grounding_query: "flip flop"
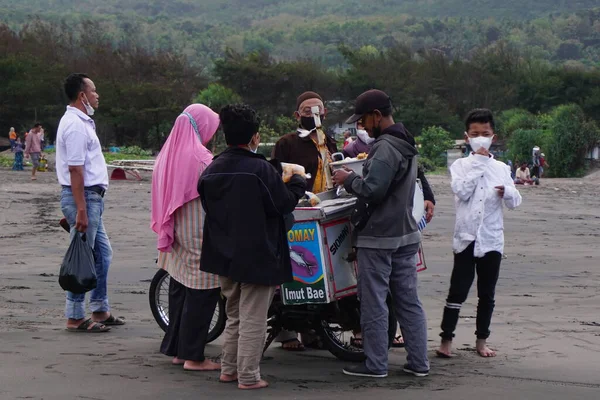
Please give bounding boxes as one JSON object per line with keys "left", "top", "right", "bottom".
{"left": 280, "top": 338, "right": 305, "bottom": 352}
{"left": 67, "top": 318, "right": 110, "bottom": 333}
{"left": 98, "top": 315, "right": 125, "bottom": 326}
{"left": 392, "top": 335, "right": 405, "bottom": 348}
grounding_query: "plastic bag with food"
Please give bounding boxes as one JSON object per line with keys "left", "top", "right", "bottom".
{"left": 281, "top": 162, "right": 311, "bottom": 183}
{"left": 297, "top": 191, "right": 321, "bottom": 207}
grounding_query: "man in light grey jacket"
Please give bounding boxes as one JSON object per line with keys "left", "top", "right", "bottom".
{"left": 333, "top": 89, "right": 429, "bottom": 378}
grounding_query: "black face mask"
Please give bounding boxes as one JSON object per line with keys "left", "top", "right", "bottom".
{"left": 300, "top": 116, "right": 317, "bottom": 131}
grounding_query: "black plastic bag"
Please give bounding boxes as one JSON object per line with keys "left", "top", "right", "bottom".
{"left": 59, "top": 233, "right": 97, "bottom": 294}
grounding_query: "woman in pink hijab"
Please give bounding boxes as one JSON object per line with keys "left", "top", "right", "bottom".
{"left": 151, "top": 104, "right": 221, "bottom": 371}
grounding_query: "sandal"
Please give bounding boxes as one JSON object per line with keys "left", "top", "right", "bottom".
{"left": 97, "top": 315, "right": 125, "bottom": 326}
{"left": 67, "top": 318, "right": 110, "bottom": 333}
{"left": 392, "top": 335, "right": 405, "bottom": 348}
{"left": 280, "top": 338, "right": 305, "bottom": 352}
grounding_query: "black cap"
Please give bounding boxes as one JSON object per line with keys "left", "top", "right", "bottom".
{"left": 345, "top": 89, "right": 392, "bottom": 124}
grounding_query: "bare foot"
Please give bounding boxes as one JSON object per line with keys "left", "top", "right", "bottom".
{"left": 476, "top": 339, "right": 496, "bottom": 357}
{"left": 219, "top": 373, "right": 238, "bottom": 383}
{"left": 238, "top": 379, "right": 269, "bottom": 390}
{"left": 436, "top": 339, "right": 453, "bottom": 358}
{"left": 172, "top": 357, "right": 185, "bottom": 365}
{"left": 183, "top": 359, "right": 221, "bottom": 371}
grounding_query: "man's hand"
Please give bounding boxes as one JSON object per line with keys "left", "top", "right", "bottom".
{"left": 495, "top": 186, "right": 505, "bottom": 198}
{"left": 332, "top": 167, "right": 353, "bottom": 186}
{"left": 75, "top": 209, "right": 88, "bottom": 232}
{"left": 424, "top": 200, "right": 435, "bottom": 223}
{"left": 475, "top": 147, "right": 490, "bottom": 157}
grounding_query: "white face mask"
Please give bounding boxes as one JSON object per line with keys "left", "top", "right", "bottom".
{"left": 249, "top": 134, "right": 259, "bottom": 153}
{"left": 469, "top": 135, "right": 493, "bottom": 153}
{"left": 357, "top": 129, "right": 374, "bottom": 145}
{"left": 83, "top": 94, "right": 95, "bottom": 116}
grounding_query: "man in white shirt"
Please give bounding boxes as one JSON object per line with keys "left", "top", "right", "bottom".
{"left": 56, "top": 73, "right": 124, "bottom": 333}
{"left": 437, "top": 109, "right": 522, "bottom": 359}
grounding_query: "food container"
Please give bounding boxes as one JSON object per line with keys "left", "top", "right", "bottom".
{"left": 329, "top": 158, "right": 365, "bottom": 177}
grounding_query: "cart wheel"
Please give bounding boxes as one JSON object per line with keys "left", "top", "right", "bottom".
{"left": 149, "top": 269, "right": 227, "bottom": 343}
{"left": 318, "top": 295, "right": 396, "bottom": 362}
{"left": 207, "top": 295, "right": 227, "bottom": 344}
{"left": 149, "top": 269, "right": 170, "bottom": 332}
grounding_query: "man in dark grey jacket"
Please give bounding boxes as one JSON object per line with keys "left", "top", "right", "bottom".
{"left": 333, "top": 89, "right": 429, "bottom": 378}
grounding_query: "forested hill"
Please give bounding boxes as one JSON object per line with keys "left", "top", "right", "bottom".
{"left": 2, "top": 0, "right": 599, "bottom": 21}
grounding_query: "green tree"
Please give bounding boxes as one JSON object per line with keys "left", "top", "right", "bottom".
{"left": 507, "top": 128, "right": 549, "bottom": 167}
{"left": 194, "top": 83, "right": 243, "bottom": 152}
{"left": 496, "top": 108, "right": 538, "bottom": 139}
{"left": 194, "top": 83, "right": 242, "bottom": 113}
{"left": 544, "top": 104, "right": 600, "bottom": 177}
{"left": 417, "top": 126, "right": 455, "bottom": 167}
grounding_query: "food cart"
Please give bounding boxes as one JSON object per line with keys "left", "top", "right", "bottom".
{"left": 282, "top": 194, "right": 358, "bottom": 305}
{"left": 281, "top": 183, "right": 427, "bottom": 306}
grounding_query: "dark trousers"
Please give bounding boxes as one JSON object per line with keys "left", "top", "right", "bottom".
{"left": 440, "top": 242, "right": 501, "bottom": 341}
{"left": 160, "top": 278, "right": 220, "bottom": 361}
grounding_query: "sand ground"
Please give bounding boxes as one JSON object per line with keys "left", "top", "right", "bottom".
{"left": 0, "top": 167, "right": 599, "bottom": 400}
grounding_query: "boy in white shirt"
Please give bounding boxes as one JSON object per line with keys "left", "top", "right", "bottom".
{"left": 437, "top": 109, "right": 522, "bottom": 358}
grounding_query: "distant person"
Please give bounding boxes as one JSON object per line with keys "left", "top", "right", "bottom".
{"left": 515, "top": 162, "right": 537, "bottom": 185}
{"left": 151, "top": 104, "right": 222, "bottom": 371}
{"left": 9, "top": 127, "right": 17, "bottom": 151}
{"left": 437, "top": 109, "right": 522, "bottom": 359}
{"left": 531, "top": 147, "right": 541, "bottom": 178}
{"left": 38, "top": 127, "right": 46, "bottom": 150}
{"left": 343, "top": 122, "right": 372, "bottom": 158}
{"left": 199, "top": 104, "right": 306, "bottom": 390}
{"left": 12, "top": 138, "right": 24, "bottom": 171}
{"left": 56, "top": 73, "right": 123, "bottom": 332}
{"left": 539, "top": 153, "right": 549, "bottom": 178}
{"left": 25, "top": 123, "right": 43, "bottom": 181}
{"left": 343, "top": 130, "right": 354, "bottom": 148}
{"left": 507, "top": 159, "right": 515, "bottom": 180}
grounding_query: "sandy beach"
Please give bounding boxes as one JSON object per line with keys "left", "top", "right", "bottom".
{"left": 0, "top": 165, "right": 599, "bottom": 400}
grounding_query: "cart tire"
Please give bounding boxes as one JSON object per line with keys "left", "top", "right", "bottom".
{"left": 149, "top": 269, "right": 227, "bottom": 343}
{"left": 149, "top": 269, "right": 170, "bottom": 332}
{"left": 318, "top": 296, "right": 397, "bottom": 362}
{"left": 207, "top": 295, "right": 227, "bottom": 344}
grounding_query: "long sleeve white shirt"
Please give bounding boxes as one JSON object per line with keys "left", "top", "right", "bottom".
{"left": 450, "top": 153, "right": 522, "bottom": 257}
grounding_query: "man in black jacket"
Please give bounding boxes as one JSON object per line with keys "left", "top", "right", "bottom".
{"left": 199, "top": 104, "right": 305, "bottom": 390}
{"left": 333, "top": 90, "right": 430, "bottom": 378}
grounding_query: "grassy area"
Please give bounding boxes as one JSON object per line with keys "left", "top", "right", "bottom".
{"left": 104, "top": 152, "right": 154, "bottom": 163}
{"left": 0, "top": 152, "right": 154, "bottom": 168}
{"left": 425, "top": 166, "right": 448, "bottom": 176}
{"left": 0, "top": 154, "right": 13, "bottom": 167}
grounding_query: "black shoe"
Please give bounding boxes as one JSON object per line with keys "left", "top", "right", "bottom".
{"left": 403, "top": 363, "right": 429, "bottom": 377}
{"left": 343, "top": 364, "right": 387, "bottom": 378}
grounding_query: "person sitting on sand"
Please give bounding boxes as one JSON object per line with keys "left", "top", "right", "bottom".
{"left": 437, "top": 109, "right": 522, "bottom": 359}
{"left": 151, "top": 104, "right": 222, "bottom": 372}
{"left": 515, "top": 162, "right": 538, "bottom": 185}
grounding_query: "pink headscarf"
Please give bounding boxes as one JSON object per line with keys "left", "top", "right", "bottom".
{"left": 151, "top": 104, "right": 220, "bottom": 252}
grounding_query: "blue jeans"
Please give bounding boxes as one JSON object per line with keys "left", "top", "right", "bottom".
{"left": 60, "top": 187, "right": 113, "bottom": 319}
